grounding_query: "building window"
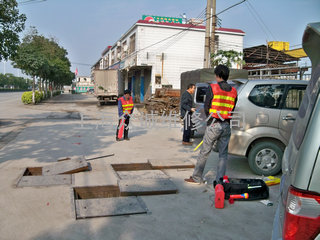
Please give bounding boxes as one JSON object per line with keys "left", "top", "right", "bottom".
{"left": 129, "top": 33, "right": 136, "bottom": 54}
{"left": 214, "top": 35, "right": 219, "bottom": 51}
{"left": 117, "top": 46, "right": 121, "bottom": 60}
{"left": 155, "top": 74, "right": 161, "bottom": 84}
{"left": 122, "top": 41, "right": 127, "bottom": 57}
{"left": 111, "top": 51, "right": 115, "bottom": 65}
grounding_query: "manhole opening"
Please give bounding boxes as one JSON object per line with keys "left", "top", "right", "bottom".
{"left": 23, "top": 167, "right": 43, "bottom": 176}
{"left": 74, "top": 186, "right": 121, "bottom": 200}
{"left": 111, "top": 163, "right": 153, "bottom": 171}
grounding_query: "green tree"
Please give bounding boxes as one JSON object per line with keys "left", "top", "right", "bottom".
{"left": 0, "top": 73, "right": 31, "bottom": 89}
{"left": 211, "top": 50, "right": 245, "bottom": 68}
{"left": 0, "top": 0, "right": 26, "bottom": 61}
{"left": 12, "top": 27, "right": 74, "bottom": 103}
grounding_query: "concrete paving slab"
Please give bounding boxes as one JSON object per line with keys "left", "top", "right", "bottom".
{"left": 17, "top": 175, "right": 72, "bottom": 187}
{"left": 73, "top": 169, "right": 118, "bottom": 187}
{"left": 75, "top": 196, "right": 147, "bottom": 219}
{"left": 148, "top": 158, "right": 194, "bottom": 169}
{"left": 117, "top": 170, "right": 169, "bottom": 180}
{"left": 42, "top": 157, "right": 89, "bottom": 175}
{"left": 89, "top": 159, "right": 117, "bottom": 172}
{"left": 119, "top": 178, "right": 178, "bottom": 196}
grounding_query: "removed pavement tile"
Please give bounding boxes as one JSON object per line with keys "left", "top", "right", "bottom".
{"left": 17, "top": 175, "right": 72, "bottom": 187}
{"left": 75, "top": 196, "right": 147, "bottom": 219}
{"left": 148, "top": 158, "right": 194, "bottom": 169}
{"left": 42, "top": 156, "right": 89, "bottom": 175}
{"left": 119, "top": 178, "right": 178, "bottom": 196}
{"left": 117, "top": 170, "right": 169, "bottom": 180}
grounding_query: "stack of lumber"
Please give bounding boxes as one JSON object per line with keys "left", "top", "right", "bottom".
{"left": 143, "top": 88, "right": 180, "bottom": 115}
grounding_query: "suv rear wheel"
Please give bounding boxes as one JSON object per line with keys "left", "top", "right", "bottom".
{"left": 248, "top": 141, "right": 283, "bottom": 175}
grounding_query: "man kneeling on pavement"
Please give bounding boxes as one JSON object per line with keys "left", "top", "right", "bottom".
{"left": 185, "top": 65, "right": 238, "bottom": 185}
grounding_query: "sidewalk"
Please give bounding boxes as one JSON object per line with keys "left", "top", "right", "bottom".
{"left": 0, "top": 94, "right": 279, "bottom": 240}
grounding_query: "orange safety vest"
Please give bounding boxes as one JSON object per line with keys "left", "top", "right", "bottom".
{"left": 119, "top": 96, "right": 134, "bottom": 115}
{"left": 209, "top": 83, "right": 237, "bottom": 120}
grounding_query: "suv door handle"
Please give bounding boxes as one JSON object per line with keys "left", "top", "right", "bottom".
{"left": 282, "top": 116, "right": 296, "bottom": 121}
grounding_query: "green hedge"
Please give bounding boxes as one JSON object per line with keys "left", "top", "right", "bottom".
{"left": 53, "top": 90, "right": 61, "bottom": 96}
{"left": 21, "top": 90, "right": 62, "bottom": 104}
{"left": 21, "top": 91, "right": 42, "bottom": 104}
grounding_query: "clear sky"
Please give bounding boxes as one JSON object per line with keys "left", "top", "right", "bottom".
{"left": 3, "top": 0, "right": 320, "bottom": 77}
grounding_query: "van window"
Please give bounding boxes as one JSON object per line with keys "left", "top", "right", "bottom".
{"left": 292, "top": 68, "right": 320, "bottom": 150}
{"left": 248, "top": 84, "right": 285, "bottom": 108}
{"left": 284, "top": 85, "right": 306, "bottom": 110}
{"left": 196, "top": 86, "right": 208, "bottom": 103}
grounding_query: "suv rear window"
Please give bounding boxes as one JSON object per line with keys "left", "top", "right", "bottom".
{"left": 248, "top": 84, "right": 285, "bottom": 108}
{"left": 196, "top": 86, "right": 207, "bottom": 103}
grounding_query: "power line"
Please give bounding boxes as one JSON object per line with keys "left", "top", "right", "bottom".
{"left": 195, "top": 8, "right": 207, "bottom": 20}
{"left": 71, "top": 62, "right": 92, "bottom": 66}
{"left": 18, "top": 0, "right": 47, "bottom": 5}
{"left": 216, "top": 0, "right": 246, "bottom": 16}
{"left": 245, "top": 0, "right": 277, "bottom": 40}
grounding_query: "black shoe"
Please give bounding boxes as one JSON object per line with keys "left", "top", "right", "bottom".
{"left": 124, "top": 138, "right": 130, "bottom": 141}
{"left": 116, "top": 138, "right": 123, "bottom": 141}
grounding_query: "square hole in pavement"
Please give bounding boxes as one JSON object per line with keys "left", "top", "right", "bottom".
{"left": 111, "top": 163, "right": 153, "bottom": 171}
{"left": 73, "top": 186, "right": 148, "bottom": 219}
{"left": 73, "top": 186, "right": 121, "bottom": 200}
{"left": 22, "top": 167, "right": 43, "bottom": 176}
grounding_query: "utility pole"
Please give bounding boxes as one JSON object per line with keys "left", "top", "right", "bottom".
{"left": 203, "top": 0, "right": 216, "bottom": 68}
{"left": 210, "top": 0, "right": 216, "bottom": 65}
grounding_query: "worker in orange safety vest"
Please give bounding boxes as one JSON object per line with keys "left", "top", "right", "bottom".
{"left": 116, "top": 89, "right": 134, "bottom": 141}
{"left": 185, "top": 65, "right": 238, "bottom": 185}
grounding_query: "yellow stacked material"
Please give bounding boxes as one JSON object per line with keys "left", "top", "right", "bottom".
{"left": 268, "top": 41, "right": 289, "bottom": 51}
{"left": 263, "top": 176, "right": 281, "bottom": 186}
{"left": 285, "top": 48, "right": 307, "bottom": 58}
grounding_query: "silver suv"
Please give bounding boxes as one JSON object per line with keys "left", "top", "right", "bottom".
{"left": 194, "top": 79, "right": 308, "bottom": 176}
{"left": 272, "top": 22, "right": 320, "bottom": 240}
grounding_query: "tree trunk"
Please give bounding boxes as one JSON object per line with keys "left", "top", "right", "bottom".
{"left": 45, "top": 79, "right": 48, "bottom": 97}
{"left": 32, "top": 76, "right": 35, "bottom": 104}
{"left": 39, "top": 78, "right": 42, "bottom": 92}
{"left": 50, "top": 82, "right": 53, "bottom": 98}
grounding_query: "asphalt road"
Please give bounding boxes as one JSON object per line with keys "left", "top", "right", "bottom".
{"left": 0, "top": 92, "right": 280, "bottom": 240}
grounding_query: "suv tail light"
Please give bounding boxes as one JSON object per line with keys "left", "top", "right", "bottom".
{"left": 283, "top": 186, "right": 320, "bottom": 240}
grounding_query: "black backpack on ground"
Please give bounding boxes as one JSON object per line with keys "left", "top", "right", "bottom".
{"left": 214, "top": 178, "right": 269, "bottom": 201}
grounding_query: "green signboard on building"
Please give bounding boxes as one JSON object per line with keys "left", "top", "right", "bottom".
{"left": 142, "top": 15, "right": 182, "bottom": 24}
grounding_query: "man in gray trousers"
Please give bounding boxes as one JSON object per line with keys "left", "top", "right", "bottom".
{"left": 185, "top": 65, "right": 237, "bottom": 185}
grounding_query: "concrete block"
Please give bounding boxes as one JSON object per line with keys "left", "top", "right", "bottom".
{"left": 73, "top": 169, "right": 119, "bottom": 187}
{"left": 17, "top": 175, "right": 72, "bottom": 187}
{"left": 42, "top": 157, "right": 88, "bottom": 175}
{"left": 148, "top": 158, "right": 194, "bottom": 169}
{"left": 75, "top": 196, "right": 147, "bottom": 219}
{"left": 119, "top": 178, "right": 178, "bottom": 196}
{"left": 117, "top": 170, "right": 169, "bottom": 180}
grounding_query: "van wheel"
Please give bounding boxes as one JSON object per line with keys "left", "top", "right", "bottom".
{"left": 248, "top": 142, "right": 283, "bottom": 175}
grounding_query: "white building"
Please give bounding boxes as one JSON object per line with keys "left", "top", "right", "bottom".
{"left": 75, "top": 76, "right": 93, "bottom": 93}
{"left": 93, "top": 18, "right": 245, "bottom": 102}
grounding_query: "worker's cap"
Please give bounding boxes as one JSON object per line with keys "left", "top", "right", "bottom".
{"left": 124, "top": 89, "right": 131, "bottom": 95}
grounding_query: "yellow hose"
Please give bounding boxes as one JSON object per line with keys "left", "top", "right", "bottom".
{"left": 193, "top": 140, "right": 203, "bottom": 151}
